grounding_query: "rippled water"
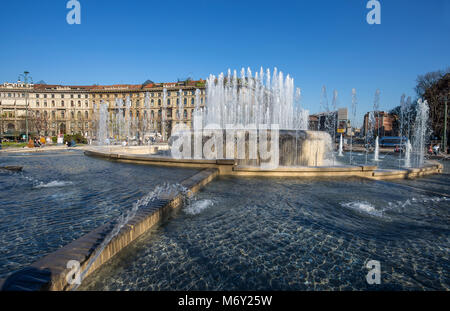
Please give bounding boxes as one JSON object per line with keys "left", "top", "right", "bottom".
{"left": 0, "top": 150, "right": 199, "bottom": 278}
{"left": 80, "top": 164, "right": 450, "bottom": 291}
{"left": 334, "top": 151, "right": 435, "bottom": 170}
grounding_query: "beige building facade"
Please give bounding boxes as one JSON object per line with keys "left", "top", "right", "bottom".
{"left": 0, "top": 80, "right": 206, "bottom": 140}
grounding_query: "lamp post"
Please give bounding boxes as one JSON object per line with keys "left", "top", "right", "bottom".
{"left": 18, "top": 71, "right": 33, "bottom": 142}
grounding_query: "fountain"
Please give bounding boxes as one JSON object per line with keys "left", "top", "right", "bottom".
{"left": 173, "top": 67, "right": 332, "bottom": 167}
{"left": 97, "top": 102, "right": 108, "bottom": 145}
{"left": 374, "top": 136, "right": 380, "bottom": 162}
{"left": 404, "top": 141, "right": 412, "bottom": 168}
{"left": 349, "top": 88, "right": 357, "bottom": 165}
{"left": 338, "top": 134, "right": 344, "bottom": 156}
{"left": 412, "top": 99, "right": 430, "bottom": 168}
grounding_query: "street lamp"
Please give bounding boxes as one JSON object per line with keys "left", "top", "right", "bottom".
{"left": 18, "top": 71, "right": 33, "bottom": 142}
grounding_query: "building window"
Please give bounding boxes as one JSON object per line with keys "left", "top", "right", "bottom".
{"left": 52, "top": 100, "right": 55, "bottom": 107}
{"left": 85, "top": 101, "right": 88, "bottom": 107}
{"left": 158, "top": 99, "right": 161, "bottom": 106}
{"left": 44, "top": 101, "right": 47, "bottom": 107}
{"left": 85, "top": 111, "right": 89, "bottom": 119}
{"left": 52, "top": 94, "right": 55, "bottom": 98}
{"left": 61, "top": 94, "right": 65, "bottom": 98}
{"left": 36, "top": 101, "right": 40, "bottom": 107}
{"left": 71, "top": 101, "right": 74, "bottom": 107}
{"left": 191, "top": 98, "right": 194, "bottom": 106}
{"left": 36, "top": 94, "right": 39, "bottom": 98}
{"left": 61, "top": 111, "right": 65, "bottom": 118}
{"left": 78, "top": 101, "right": 81, "bottom": 107}
{"left": 61, "top": 100, "right": 65, "bottom": 107}
{"left": 71, "top": 94, "right": 74, "bottom": 98}
{"left": 71, "top": 111, "right": 74, "bottom": 119}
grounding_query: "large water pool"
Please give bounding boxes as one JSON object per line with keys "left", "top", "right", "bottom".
{"left": 0, "top": 150, "right": 200, "bottom": 278}
{"left": 79, "top": 162, "right": 450, "bottom": 290}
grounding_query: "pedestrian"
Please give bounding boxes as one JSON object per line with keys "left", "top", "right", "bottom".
{"left": 432, "top": 144, "right": 439, "bottom": 155}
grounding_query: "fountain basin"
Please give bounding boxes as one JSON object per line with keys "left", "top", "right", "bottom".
{"left": 169, "top": 129, "right": 332, "bottom": 167}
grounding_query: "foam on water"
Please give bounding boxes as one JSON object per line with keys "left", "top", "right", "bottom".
{"left": 340, "top": 201, "right": 383, "bottom": 217}
{"left": 184, "top": 199, "right": 214, "bottom": 215}
{"left": 33, "top": 180, "right": 74, "bottom": 189}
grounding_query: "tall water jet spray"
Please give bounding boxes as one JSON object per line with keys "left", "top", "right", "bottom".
{"left": 372, "top": 89, "right": 381, "bottom": 163}
{"left": 125, "top": 96, "right": 131, "bottom": 144}
{"left": 404, "top": 141, "right": 412, "bottom": 168}
{"left": 350, "top": 88, "right": 357, "bottom": 165}
{"left": 373, "top": 89, "right": 381, "bottom": 137}
{"left": 200, "top": 67, "right": 307, "bottom": 129}
{"left": 97, "top": 102, "right": 108, "bottom": 145}
{"left": 331, "top": 90, "right": 339, "bottom": 164}
{"left": 178, "top": 89, "right": 184, "bottom": 123}
{"left": 338, "top": 134, "right": 344, "bottom": 156}
{"left": 412, "top": 99, "right": 430, "bottom": 168}
{"left": 374, "top": 136, "right": 380, "bottom": 161}
{"left": 162, "top": 88, "right": 168, "bottom": 141}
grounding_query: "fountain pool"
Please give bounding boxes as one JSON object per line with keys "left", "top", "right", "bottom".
{"left": 79, "top": 164, "right": 450, "bottom": 290}
{"left": 0, "top": 150, "right": 200, "bottom": 278}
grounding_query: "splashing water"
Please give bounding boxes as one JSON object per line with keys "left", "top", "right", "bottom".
{"left": 72, "top": 183, "right": 190, "bottom": 290}
{"left": 33, "top": 180, "right": 74, "bottom": 189}
{"left": 373, "top": 136, "right": 380, "bottom": 162}
{"left": 184, "top": 199, "right": 215, "bottom": 215}
{"left": 341, "top": 201, "right": 383, "bottom": 218}
{"left": 404, "top": 141, "right": 412, "bottom": 168}
{"left": 412, "top": 99, "right": 430, "bottom": 168}
{"left": 338, "top": 134, "right": 344, "bottom": 157}
{"left": 198, "top": 67, "right": 309, "bottom": 129}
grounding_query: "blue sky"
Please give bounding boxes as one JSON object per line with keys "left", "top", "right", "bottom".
{"left": 0, "top": 0, "right": 448, "bottom": 126}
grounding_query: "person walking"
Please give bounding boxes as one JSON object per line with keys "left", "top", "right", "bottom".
{"left": 432, "top": 144, "right": 439, "bottom": 155}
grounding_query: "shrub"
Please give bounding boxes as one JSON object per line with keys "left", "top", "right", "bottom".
{"left": 63, "top": 133, "right": 87, "bottom": 144}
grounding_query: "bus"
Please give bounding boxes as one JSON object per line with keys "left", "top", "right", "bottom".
{"left": 379, "top": 136, "right": 408, "bottom": 148}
